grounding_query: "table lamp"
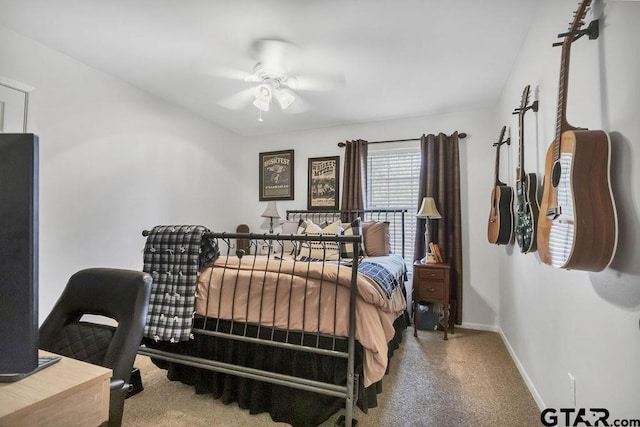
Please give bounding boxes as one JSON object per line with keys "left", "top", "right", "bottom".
{"left": 261, "top": 201, "right": 281, "bottom": 234}
{"left": 416, "top": 197, "right": 442, "bottom": 263}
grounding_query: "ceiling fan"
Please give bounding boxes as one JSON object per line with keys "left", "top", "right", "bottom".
{"left": 208, "top": 38, "right": 345, "bottom": 118}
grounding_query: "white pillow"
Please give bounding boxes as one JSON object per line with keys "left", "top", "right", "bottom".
{"left": 296, "top": 219, "right": 343, "bottom": 261}
{"left": 279, "top": 219, "right": 301, "bottom": 255}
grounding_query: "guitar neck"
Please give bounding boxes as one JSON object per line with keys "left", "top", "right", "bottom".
{"left": 553, "top": 41, "right": 573, "bottom": 162}
{"left": 518, "top": 105, "right": 526, "bottom": 179}
{"left": 493, "top": 126, "right": 507, "bottom": 185}
{"left": 517, "top": 85, "right": 533, "bottom": 180}
{"left": 553, "top": 0, "right": 592, "bottom": 162}
{"left": 494, "top": 141, "right": 501, "bottom": 185}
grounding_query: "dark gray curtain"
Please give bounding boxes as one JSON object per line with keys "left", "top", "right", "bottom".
{"left": 413, "top": 132, "right": 463, "bottom": 324}
{"left": 340, "top": 139, "right": 368, "bottom": 219}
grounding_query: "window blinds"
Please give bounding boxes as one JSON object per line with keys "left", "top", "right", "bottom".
{"left": 367, "top": 148, "right": 421, "bottom": 261}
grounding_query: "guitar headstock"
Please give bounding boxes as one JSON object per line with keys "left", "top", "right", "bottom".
{"left": 553, "top": 0, "right": 597, "bottom": 47}
{"left": 493, "top": 125, "right": 508, "bottom": 147}
{"left": 519, "top": 85, "right": 530, "bottom": 114}
{"left": 568, "top": 0, "right": 591, "bottom": 35}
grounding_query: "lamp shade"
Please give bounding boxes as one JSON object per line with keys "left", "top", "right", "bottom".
{"left": 253, "top": 84, "right": 273, "bottom": 111}
{"left": 254, "top": 83, "right": 273, "bottom": 102}
{"left": 253, "top": 97, "right": 270, "bottom": 112}
{"left": 274, "top": 88, "right": 295, "bottom": 110}
{"left": 416, "top": 197, "right": 442, "bottom": 219}
{"left": 261, "top": 201, "right": 281, "bottom": 219}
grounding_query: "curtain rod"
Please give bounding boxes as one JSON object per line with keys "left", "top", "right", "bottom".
{"left": 336, "top": 132, "right": 467, "bottom": 147}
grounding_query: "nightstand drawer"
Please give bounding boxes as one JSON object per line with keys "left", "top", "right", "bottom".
{"left": 417, "top": 268, "right": 445, "bottom": 280}
{"left": 414, "top": 280, "right": 446, "bottom": 301}
{"left": 412, "top": 261, "right": 452, "bottom": 340}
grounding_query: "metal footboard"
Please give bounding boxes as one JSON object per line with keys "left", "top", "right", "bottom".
{"left": 138, "top": 231, "right": 362, "bottom": 427}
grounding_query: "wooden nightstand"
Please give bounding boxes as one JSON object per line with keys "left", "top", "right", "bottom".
{"left": 412, "top": 261, "right": 453, "bottom": 340}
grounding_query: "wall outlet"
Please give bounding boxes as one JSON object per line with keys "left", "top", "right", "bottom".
{"left": 568, "top": 372, "right": 576, "bottom": 406}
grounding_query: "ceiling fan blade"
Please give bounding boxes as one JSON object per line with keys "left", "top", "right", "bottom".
{"left": 286, "top": 74, "right": 346, "bottom": 92}
{"left": 195, "top": 63, "right": 261, "bottom": 83}
{"left": 217, "top": 87, "right": 255, "bottom": 110}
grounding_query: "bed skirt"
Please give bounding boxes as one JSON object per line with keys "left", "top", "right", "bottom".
{"left": 142, "top": 313, "right": 408, "bottom": 427}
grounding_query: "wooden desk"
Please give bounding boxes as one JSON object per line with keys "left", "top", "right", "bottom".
{"left": 0, "top": 351, "right": 111, "bottom": 427}
{"left": 412, "top": 261, "right": 453, "bottom": 340}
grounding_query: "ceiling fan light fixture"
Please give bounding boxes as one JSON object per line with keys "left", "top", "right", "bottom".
{"left": 253, "top": 97, "right": 270, "bottom": 112}
{"left": 215, "top": 38, "right": 344, "bottom": 117}
{"left": 254, "top": 83, "right": 273, "bottom": 101}
{"left": 253, "top": 83, "right": 273, "bottom": 111}
{"left": 274, "top": 88, "right": 295, "bottom": 110}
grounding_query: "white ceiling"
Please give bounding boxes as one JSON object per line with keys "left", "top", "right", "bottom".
{"left": 0, "top": 0, "right": 538, "bottom": 136}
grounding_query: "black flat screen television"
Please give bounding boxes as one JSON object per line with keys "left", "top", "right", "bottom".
{"left": 0, "top": 133, "right": 39, "bottom": 379}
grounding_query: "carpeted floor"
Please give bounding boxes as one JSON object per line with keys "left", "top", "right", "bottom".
{"left": 122, "top": 328, "right": 541, "bottom": 427}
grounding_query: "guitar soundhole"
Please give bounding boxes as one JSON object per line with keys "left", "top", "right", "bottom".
{"left": 551, "top": 161, "right": 562, "bottom": 188}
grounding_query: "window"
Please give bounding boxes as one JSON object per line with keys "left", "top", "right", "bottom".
{"left": 366, "top": 142, "right": 421, "bottom": 261}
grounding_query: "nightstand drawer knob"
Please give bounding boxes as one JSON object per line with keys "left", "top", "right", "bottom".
{"left": 428, "top": 288, "right": 436, "bottom": 292}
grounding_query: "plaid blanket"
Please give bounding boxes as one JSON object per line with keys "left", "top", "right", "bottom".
{"left": 358, "top": 255, "right": 407, "bottom": 298}
{"left": 142, "top": 225, "right": 218, "bottom": 342}
{"left": 298, "top": 254, "right": 406, "bottom": 298}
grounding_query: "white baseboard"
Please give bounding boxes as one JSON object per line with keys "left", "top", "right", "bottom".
{"left": 497, "top": 327, "right": 545, "bottom": 411}
{"left": 459, "top": 322, "right": 500, "bottom": 333}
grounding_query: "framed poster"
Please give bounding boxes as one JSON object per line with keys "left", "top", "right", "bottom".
{"left": 307, "top": 156, "right": 340, "bottom": 210}
{"left": 259, "top": 150, "right": 294, "bottom": 201}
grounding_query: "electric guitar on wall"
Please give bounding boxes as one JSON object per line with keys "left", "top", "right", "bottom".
{"left": 537, "top": 0, "right": 617, "bottom": 271}
{"left": 514, "top": 85, "right": 540, "bottom": 253}
{"left": 487, "top": 125, "right": 514, "bottom": 245}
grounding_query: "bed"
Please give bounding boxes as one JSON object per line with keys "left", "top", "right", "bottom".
{"left": 138, "top": 209, "right": 409, "bottom": 427}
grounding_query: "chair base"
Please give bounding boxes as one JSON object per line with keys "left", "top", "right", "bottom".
{"left": 126, "top": 367, "right": 144, "bottom": 398}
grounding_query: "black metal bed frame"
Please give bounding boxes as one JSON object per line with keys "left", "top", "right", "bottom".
{"left": 137, "top": 209, "right": 407, "bottom": 427}
{"left": 286, "top": 208, "right": 407, "bottom": 259}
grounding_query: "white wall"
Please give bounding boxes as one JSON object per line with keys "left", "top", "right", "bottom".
{"left": 0, "top": 25, "right": 243, "bottom": 316}
{"left": 237, "top": 109, "right": 501, "bottom": 328}
{"left": 8, "top": 1, "right": 637, "bottom": 416}
{"left": 497, "top": 0, "right": 640, "bottom": 418}
{"left": 1, "top": 21, "right": 503, "bottom": 330}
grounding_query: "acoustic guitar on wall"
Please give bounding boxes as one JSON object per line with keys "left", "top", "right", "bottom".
{"left": 513, "top": 85, "right": 540, "bottom": 254}
{"left": 537, "top": 0, "right": 617, "bottom": 271}
{"left": 487, "top": 125, "right": 514, "bottom": 245}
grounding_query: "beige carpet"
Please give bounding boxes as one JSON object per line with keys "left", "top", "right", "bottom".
{"left": 122, "top": 328, "right": 541, "bottom": 427}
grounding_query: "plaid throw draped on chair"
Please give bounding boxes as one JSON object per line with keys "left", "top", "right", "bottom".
{"left": 142, "top": 225, "right": 218, "bottom": 342}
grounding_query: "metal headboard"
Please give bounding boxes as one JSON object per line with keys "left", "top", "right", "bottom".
{"left": 286, "top": 209, "right": 407, "bottom": 259}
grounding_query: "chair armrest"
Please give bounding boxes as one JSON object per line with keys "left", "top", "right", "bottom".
{"left": 110, "top": 378, "right": 126, "bottom": 392}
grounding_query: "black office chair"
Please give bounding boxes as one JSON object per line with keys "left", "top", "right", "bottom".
{"left": 39, "top": 268, "right": 152, "bottom": 427}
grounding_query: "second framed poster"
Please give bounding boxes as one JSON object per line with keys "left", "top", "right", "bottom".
{"left": 307, "top": 156, "right": 340, "bottom": 210}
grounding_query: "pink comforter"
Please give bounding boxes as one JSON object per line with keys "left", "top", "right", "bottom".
{"left": 195, "top": 256, "right": 406, "bottom": 387}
